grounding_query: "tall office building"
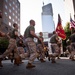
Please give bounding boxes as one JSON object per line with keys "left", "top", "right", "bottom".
{"left": 0, "top": 0, "right": 20, "bottom": 33}
{"left": 41, "top": 3, "right": 55, "bottom": 33}
{"left": 41, "top": 3, "right": 55, "bottom": 44}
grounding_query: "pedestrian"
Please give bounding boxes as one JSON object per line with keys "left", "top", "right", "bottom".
{"left": 24, "top": 19, "right": 42, "bottom": 69}
{"left": 49, "top": 31, "right": 60, "bottom": 63}
{"left": 0, "top": 23, "right": 21, "bottom": 67}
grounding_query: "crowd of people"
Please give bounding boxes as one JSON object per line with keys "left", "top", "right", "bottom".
{"left": 0, "top": 19, "right": 75, "bottom": 69}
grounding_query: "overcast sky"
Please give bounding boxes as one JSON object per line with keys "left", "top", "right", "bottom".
{"left": 18, "top": 0, "right": 66, "bottom": 35}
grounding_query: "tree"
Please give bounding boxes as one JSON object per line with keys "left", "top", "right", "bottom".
{"left": 62, "top": 22, "right": 71, "bottom": 52}
{"left": 64, "top": 22, "right": 71, "bottom": 39}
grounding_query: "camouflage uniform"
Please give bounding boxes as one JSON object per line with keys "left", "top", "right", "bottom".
{"left": 37, "top": 44, "right": 45, "bottom": 59}
{"left": 25, "top": 38, "right": 38, "bottom": 63}
{"left": 24, "top": 25, "right": 38, "bottom": 64}
{"left": 2, "top": 38, "right": 19, "bottom": 58}
{"left": 69, "top": 32, "right": 75, "bottom": 60}
{"left": 0, "top": 29, "right": 20, "bottom": 60}
{"left": 50, "top": 34, "right": 60, "bottom": 63}
{"left": 37, "top": 34, "right": 45, "bottom": 60}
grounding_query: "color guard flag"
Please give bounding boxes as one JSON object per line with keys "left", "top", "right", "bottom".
{"left": 56, "top": 14, "right": 66, "bottom": 40}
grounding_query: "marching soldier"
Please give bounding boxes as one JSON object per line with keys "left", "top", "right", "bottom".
{"left": 24, "top": 19, "right": 42, "bottom": 69}
{"left": 49, "top": 31, "right": 60, "bottom": 63}
{"left": 37, "top": 32, "right": 45, "bottom": 62}
{"left": 0, "top": 23, "right": 21, "bottom": 67}
{"left": 69, "top": 30, "right": 75, "bottom": 61}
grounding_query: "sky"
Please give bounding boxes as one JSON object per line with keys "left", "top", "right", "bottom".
{"left": 18, "top": 0, "right": 66, "bottom": 35}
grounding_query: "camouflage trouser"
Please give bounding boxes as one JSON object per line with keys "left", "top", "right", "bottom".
{"left": 37, "top": 44, "right": 45, "bottom": 59}
{"left": 18, "top": 47, "right": 28, "bottom": 59}
{"left": 51, "top": 43, "right": 60, "bottom": 56}
{"left": 1, "top": 38, "right": 20, "bottom": 58}
{"left": 25, "top": 38, "right": 38, "bottom": 63}
{"left": 70, "top": 43, "right": 75, "bottom": 57}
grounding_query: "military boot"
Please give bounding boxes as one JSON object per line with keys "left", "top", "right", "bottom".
{"left": 26, "top": 63, "right": 35, "bottom": 69}
{"left": 40, "top": 59, "right": 46, "bottom": 62}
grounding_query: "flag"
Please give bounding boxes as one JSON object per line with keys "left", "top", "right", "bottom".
{"left": 56, "top": 14, "right": 66, "bottom": 40}
{"left": 70, "top": 15, "right": 75, "bottom": 29}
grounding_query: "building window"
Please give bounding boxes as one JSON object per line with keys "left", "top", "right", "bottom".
{"left": 13, "top": 7, "right": 15, "bottom": 10}
{"left": 9, "top": 9, "right": 11, "bottom": 13}
{"left": 13, "top": 13, "right": 15, "bottom": 16}
{"left": 18, "top": 13, "right": 20, "bottom": 16}
{"left": 9, "top": 16, "right": 11, "bottom": 19}
{"left": 16, "top": 21, "right": 17, "bottom": 24}
{"left": 13, "top": 19, "right": 14, "bottom": 22}
{"left": 5, "top": 5, "right": 8, "bottom": 9}
{"left": 4, "top": 12, "right": 7, "bottom": 16}
{"left": 16, "top": 5, "right": 17, "bottom": 8}
{"left": 9, "top": 3, "right": 11, "bottom": 7}
{"left": 16, "top": 16, "right": 17, "bottom": 19}
{"left": 13, "top": 1, "right": 15, "bottom": 5}
{"left": 9, "top": 22, "right": 11, "bottom": 26}
{"left": 18, "top": 19, "right": 20, "bottom": 21}
{"left": 16, "top": 10, "right": 17, "bottom": 13}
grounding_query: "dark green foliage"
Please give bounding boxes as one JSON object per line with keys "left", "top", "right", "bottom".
{"left": 0, "top": 37, "right": 9, "bottom": 54}
{"left": 62, "top": 22, "right": 71, "bottom": 52}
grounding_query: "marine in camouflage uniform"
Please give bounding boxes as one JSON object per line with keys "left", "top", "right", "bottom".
{"left": 24, "top": 19, "right": 41, "bottom": 69}
{"left": 0, "top": 23, "right": 21, "bottom": 67}
{"left": 49, "top": 31, "right": 60, "bottom": 63}
{"left": 37, "top": 32, "right": 45, "bottom": 62}
{"left": 69, "top": 30, "right": 75, "bottom": 61}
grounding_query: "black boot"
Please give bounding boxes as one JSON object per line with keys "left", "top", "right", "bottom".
{"left": 26, "top": 63, "right": 35, "bottom": 69}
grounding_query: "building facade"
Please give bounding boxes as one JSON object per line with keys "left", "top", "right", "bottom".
{"left": 0, "top": 0, "right": 20, "bottom": 33}
{"left": 41, "top": 3, "right": 55, "bottom": 33}
{"left": 41, "top": 3, "right": 55, "bottom": 45}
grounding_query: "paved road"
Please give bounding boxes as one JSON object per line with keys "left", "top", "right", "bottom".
{"left": 0, "top": 57, "right": 75, "bottom": 75}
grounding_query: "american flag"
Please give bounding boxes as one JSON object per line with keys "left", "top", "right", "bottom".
{"left": 70, "top": 17, "right": 75, "bottom": 29}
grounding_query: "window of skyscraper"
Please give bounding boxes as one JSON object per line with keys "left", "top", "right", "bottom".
{"left": 13, "top": 7, "right": 15, "bottom": 10}
{"left": 13, "top": 13, "right": 15, "bottom": 16}
{"left": 9, "top": 22, "right": 11, "bottom": 26}
{"left": 9, "top": 9, "right": 11, "bottom": 13}
{"left": 13, "top": 1, "right": 15, "bottom": 5}
{"left": 16, "top": 10, "right": 17, "bottom": 13}
{"left": 18, "top": 13, "right": 20, "bottom": 16}
{"left": 18, "top": 19, "right": 20, "bottom": 21}
{"left": 16, "top": 5, "right": 17, "bottom": 8}
{"left": 5, "top": 5, "right": 8, "bottom": 9}
{"left": 13, "top": 19, "right": 14, "bottom": 22}
{"left": 4, "top": 12, "right": 7, "bottom": 16}
{"left": 9, "top": 16, "right": 11, "bottom": 19}
{"left": 9, "top": 3, "right": 11, "bottom": 7}
{"left": 16, "top": 16, "right": 17, "bottom": 19}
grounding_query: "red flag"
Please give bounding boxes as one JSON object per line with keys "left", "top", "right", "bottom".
{"left": 56, "top": 14, "right": 66, "bottom": 40}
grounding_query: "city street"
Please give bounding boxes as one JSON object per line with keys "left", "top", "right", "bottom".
{"left": 0, "top": 57, "right": 75, "bottom": 75}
